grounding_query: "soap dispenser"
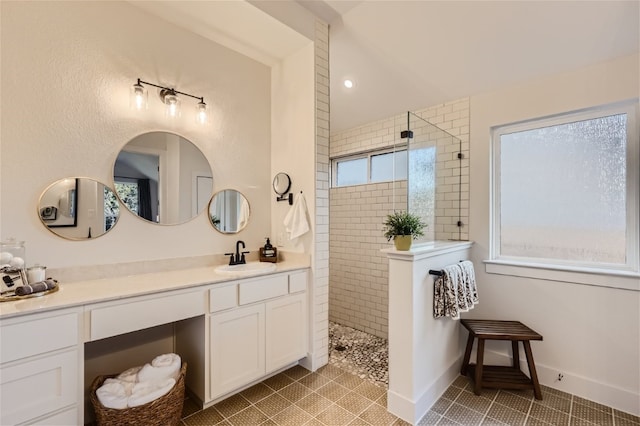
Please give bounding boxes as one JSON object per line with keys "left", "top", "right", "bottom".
{"left": 259, "top": 237, "right": 278, "bottom": 263}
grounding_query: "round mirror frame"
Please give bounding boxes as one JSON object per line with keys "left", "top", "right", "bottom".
{"left": 37, "top": 177, "right": 120, "bottom": 241}
{"left": 113, "top": 131, "right": 213, "bottom": 226}
{"left": 208, "top": 189, "right": 251, "bottom": 234}
{"left": 272, "top": 173, "right": 291, "bottom": 196}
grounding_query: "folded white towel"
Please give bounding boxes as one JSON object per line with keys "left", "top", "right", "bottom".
{"left": 283, "top": 193, "right": 310, "bottom": 239}
{"left": 96, "top": 380, "right": 130, "bottom": 409}
{"left": 127, "top": 378, "right": 176, "bottom": 408}
{"left": 104, "top": 378, "right": 135, "bottom": 395}
{"left": 117, "top": 366, "right": 142, "bottom": 383}
{"left": 138, "top": 353, "right": 181, "bottom": 382}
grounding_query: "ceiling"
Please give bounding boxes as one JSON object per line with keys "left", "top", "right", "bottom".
{"left": 130, "top": 1, "right": 639, "bottom": 133}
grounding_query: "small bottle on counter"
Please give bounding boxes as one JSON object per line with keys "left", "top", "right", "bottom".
{"left": 259, "top": 237, "right": 278, "bottom": 263}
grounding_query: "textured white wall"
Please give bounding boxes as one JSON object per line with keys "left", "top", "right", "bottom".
{"left": 1, "top": 2, "right": 272, "bottom": 268}
{"left": 469, "top": 53, "right": 640, "bottom": 415}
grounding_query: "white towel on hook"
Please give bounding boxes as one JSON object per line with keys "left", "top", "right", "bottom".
{"left": 284, "top": 193, "right": 310, "bottom": 239}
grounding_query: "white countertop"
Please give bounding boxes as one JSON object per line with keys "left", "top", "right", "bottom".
{"left": 0, "top": 259, "right": 310, "bottom": 319}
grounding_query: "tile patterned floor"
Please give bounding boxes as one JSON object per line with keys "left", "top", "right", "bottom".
{"left": 178, "top": 323, "right": 639, "bottom": 425}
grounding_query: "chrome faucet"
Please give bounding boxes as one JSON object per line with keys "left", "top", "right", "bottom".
{"left": 225, "top": 240, "right": 249, "bottom": 265}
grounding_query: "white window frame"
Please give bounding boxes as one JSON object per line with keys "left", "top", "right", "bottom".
{"left": 331, "top": 147, "right": 407, "bottom": 188}
{"left": 487, "top": 100, "right": 639, "bottom": 290}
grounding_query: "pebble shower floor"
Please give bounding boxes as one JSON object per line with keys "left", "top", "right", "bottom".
{"left": 328, "top": 321, "right": 389, "bottom": 388}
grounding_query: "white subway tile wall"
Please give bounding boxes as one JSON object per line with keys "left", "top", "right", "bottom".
{"left": 314, "top": 19, "right": 330, "bottom": 367}
{"left": 329, "top": 99, "right": 470, "bottom": 338}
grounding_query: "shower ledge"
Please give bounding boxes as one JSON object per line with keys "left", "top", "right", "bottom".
{"left": 381, "top": 240, "right": 473, "bottom": 260}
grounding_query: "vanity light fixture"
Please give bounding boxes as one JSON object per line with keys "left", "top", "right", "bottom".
{"left": 130, "top": 78, "right": 207, "bottom": 124}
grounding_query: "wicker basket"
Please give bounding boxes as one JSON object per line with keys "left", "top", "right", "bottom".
{"left": 90, "top": 362, "right": 187, "bottom": 426}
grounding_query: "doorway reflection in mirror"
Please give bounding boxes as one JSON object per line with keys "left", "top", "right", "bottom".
{"left": 209, "top": 190, "right": 250, "bottom": 234}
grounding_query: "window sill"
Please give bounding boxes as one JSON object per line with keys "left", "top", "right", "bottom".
{"left": 483, "top": 259, "right": 639, "bottom": 291}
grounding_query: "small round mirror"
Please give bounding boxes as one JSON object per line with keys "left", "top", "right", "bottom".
{"left": 273, "top": 173, "right": 291, "bottom": 196}
{"left": 209, "top": 189, "right": 250, "bottom": 234}
{"left": 38, "top": 177, "right": 120, "bottom": 240}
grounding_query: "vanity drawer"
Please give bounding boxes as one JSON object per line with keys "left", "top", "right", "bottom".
{"left": 239, "top": 274, "right": 288, "bottom": 305}
{"left": 0, "top": 349, "right": 78, "bottom": 425}
{"left": 289, "top": 271, "right": 308, "bottom": 294}
{"left": 0, "top": 311, "right": 79, "bottom": 363}
{"left": 209, "top": 283, "right": 238, "bottom": 313}
{"left": 90, "top": 290, "right": 205, "bottom": 341}
{"left": 25, "top": 406, "right": 78, "bottom": 425}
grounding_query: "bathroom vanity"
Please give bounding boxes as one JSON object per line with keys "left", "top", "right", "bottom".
{"left": 0, "top": 259, "right": 310, "bottom": 425}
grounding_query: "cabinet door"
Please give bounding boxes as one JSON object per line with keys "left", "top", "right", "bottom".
{"left": 210, "top": 304, "right": 265, "bottom": 399}
{"left": 265, "top": 293, "right": 308, "bottom": 373}
{"left": 0, "top": 349, "right": 78, "bottom": 426}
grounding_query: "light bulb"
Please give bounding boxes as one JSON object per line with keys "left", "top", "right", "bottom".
{"left": 344, "top": 79, "right": 354, "bottom": 89}
{"left": 130, "top": 83, "right": 148, "bottom": 110}
{"left": 162, "top": 92, "right": 181, "bottom": 118}
{"left": 196, "top": 101, "right": 208, "bottom": 125}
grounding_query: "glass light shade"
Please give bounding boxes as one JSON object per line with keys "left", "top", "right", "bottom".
{"left": 130, "top": 83, "right": 148, "bottom": 110}
{"left": 163, "top": 92, "right": 181, "bottom": 118}
{"left": 196, "top": 101, "right": 208, "bottom": 125}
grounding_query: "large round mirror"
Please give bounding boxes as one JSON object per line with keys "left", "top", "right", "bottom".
{"left": 113, "top": 132, "right": 213, "bottom": 225}
{"left": 209, "top": 190, "right": 250, "bottom": 234}
{"left": 38, "top": 177, "right": 120, "bottom": 240}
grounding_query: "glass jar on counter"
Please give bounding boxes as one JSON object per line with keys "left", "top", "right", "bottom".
{"left": 0, "top": 238, "right": 26, "bottom": 269}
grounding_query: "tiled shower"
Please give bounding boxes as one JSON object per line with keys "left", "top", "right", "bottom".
{"left": 328, "top": 98, "right": 471, "bottom": 339}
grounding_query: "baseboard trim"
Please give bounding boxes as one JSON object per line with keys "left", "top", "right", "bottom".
{"left": 479, "top": 348, "right": 639, "bottom": 416}
{"left": 387, "top": 356, "right": 462, "bottom": 424}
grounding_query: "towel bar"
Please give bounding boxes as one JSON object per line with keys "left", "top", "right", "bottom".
{"left": 429, "top": 260, "right": 465, "bottom": 277}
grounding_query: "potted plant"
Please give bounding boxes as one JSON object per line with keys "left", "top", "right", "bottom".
{"left": 383, "top": 211, "right": 427, "bottom": 251}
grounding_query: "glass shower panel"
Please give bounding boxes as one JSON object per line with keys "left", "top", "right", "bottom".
{"left": 391, "top": 113, "right": 409, "bottom": 214}
{"left": 407, "top": 112, "right": 462, "bottom": 242}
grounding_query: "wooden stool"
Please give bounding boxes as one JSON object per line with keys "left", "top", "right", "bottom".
{"left": 460, "top": 319, "right": 543, "bottom": 400}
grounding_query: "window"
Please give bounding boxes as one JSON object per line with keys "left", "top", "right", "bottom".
{"left": 491, "top": 101, "right": 638, "bottom": 275}
{"left": 333, "top": 149, "right": 407, "bottom": 187}
{"left": 114, "top": 180, "right": 140, "bottom": 216}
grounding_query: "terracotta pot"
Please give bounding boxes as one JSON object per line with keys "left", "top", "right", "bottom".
{"left": 393, "top": 235, "right": 412, "bottom": 251}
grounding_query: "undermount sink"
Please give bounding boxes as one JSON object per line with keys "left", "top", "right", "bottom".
{"left": 215, "top": 261, "right": 277, "bottom": 276}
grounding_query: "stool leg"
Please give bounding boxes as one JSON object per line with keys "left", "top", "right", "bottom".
{"left": 512, "top": 340, "right": 520, "bottom": 369}
{"left": 523, "top": 341, "right": 542, "bottom": 400}
{"left": 461, "top": 333, "right": 474, "bottom": 375}
{"left": 474, "top": 338, "right": 485, "bottom": 396}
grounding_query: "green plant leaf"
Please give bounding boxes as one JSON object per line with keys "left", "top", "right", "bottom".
{"left": 382, "top": 211, "right": 427, "bottom": 241}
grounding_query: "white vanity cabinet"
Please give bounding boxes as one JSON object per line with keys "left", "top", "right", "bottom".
{"left": 210, "top": 304, "right": 266, "bottom": 398}
{"left": 0, "top": 308, "right": 82, "bottom": 426}
{"left": 208, "top": 269, "right": 308, "bottom": 401}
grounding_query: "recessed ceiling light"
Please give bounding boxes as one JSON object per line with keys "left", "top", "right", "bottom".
{"left": 343, "top": 79, "right": 354, "bottom": 89}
